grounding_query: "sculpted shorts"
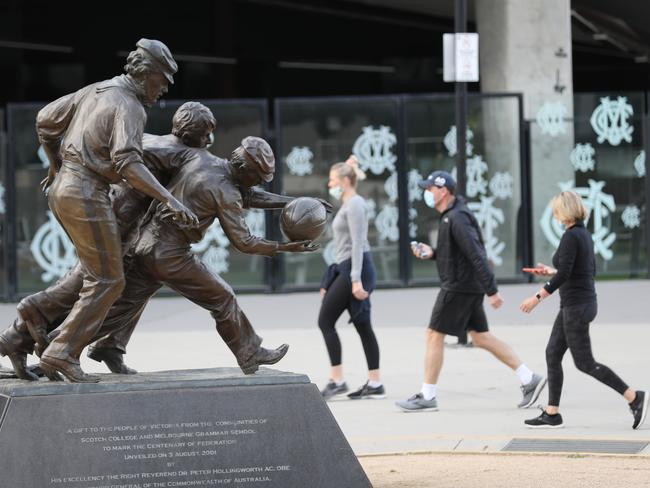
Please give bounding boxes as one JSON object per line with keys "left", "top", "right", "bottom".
{"left": 428, "top": 290, "right": 489, "bottom": 336}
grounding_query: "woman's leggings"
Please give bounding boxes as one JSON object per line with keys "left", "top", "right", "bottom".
{"left": 317, "top": 272, "right": 380, "bottom": 370}
{"left": 546, "top": 301, "right": 629, "bottom": 406}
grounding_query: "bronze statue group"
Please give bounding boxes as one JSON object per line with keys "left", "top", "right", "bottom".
{"left": 0, "top": 39, "right": 646, "bottom": 431}
{"left": 0, "top": 39, "right": 319, "bottom": 384}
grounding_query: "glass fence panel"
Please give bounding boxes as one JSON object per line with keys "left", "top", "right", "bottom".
{"left": 530, "top": 92, "right": 646, "bottom": 277}
{"left": 276, "top": 97, "right": 401, "bottom": 286}
{"left": 405, "top": 94, "right": 524, "bottom": 282}
{"left": 8, "top": 104, "right": 50, "bottom": 296}
{"left": 0, "top": 108, "right": 6, "bottom": 298}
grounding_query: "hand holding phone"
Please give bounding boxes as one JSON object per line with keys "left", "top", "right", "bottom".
{"left": 410, "top": 241, "right": 430, "bottom": 259}
{"left": 522, "top": 266, "right": 544, "bottom": 274}
{"left": 522, "top": 263, "right": 556, "bottom": 276}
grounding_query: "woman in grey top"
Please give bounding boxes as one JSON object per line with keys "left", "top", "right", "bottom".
{"left": 318, "top": 156, "right": 383, "bottom": 401}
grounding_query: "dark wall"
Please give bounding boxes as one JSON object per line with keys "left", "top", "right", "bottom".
{"left": 1, "top": 0, "right": 649, "bottom": 107}
{"left": 0, "top": 0, "right": 456, "bottom": 106}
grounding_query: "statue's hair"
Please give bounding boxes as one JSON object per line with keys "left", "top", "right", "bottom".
{"left": 124, "top": 50, "right": 155, "bottom": 79}
{"left": 172, "top": 102, "right": 216, "bottom": 145}
{"left": 230, "top": 147, "right": 248, "bottom": 171}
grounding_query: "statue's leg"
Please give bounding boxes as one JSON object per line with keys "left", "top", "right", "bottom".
{"left": 88, "top": 257, "right": 161, "bottom": 374}
{"left": 0, "top": 319, "right": 39, "bottom": 381}
{"left": 40, "top": 170, "right": 124, "bottom": 383}
{"left": 0, "top": 266, "right": 83, "bottom": 380}
{"left": 19, "top": 263, "right": 84, "bottom": 356}
{"left": 156, "top": 250, "right": 264, "bottom": 368}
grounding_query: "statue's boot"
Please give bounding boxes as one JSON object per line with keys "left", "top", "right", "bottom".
{"left": 238, "top": 344, "right": 289, "bottom": 375}
{"left": 40, "top": 356, "right": 99, "bottom": 383}
{"left": 0, "top": 340, "right": 38, "bottom": 381}
{"left": 87, "top": 347, "right": 137, "bottom": 375}
{"left": 17, "top": 297, "right": 50, "bottom": 357}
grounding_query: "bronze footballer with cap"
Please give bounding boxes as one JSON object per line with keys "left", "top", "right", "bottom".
{"left": 35, "top": 39, "right": 198, "bottom": 383}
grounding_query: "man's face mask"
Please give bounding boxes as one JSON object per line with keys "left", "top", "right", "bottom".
{"left": 424, "top": 189, "right": 436, "bottom": 208}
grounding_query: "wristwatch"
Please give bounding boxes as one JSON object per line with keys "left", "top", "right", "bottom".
{"left": 535, "top": 292, "right": 542, "bottom": 301}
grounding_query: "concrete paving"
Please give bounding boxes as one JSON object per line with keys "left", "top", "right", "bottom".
{"left": 1, "top": 280, "right": 649, "bottom": 456}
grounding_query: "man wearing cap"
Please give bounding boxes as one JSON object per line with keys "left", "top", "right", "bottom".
{"left": 35, "top": 39, "right": 199, "bottom": 383}
{"left": 80, "top": 136, "right": 322, "bottom": 375}
{"left": 396, "top": 170, "right": 546, "bottom": 412}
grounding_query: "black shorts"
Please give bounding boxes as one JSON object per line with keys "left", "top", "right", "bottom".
{"left": 428, "top": 290, "right": 489, "bottom": 336}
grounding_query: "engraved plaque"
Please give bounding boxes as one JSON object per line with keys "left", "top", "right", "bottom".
{"left": 0, "top": 368, "right": 372, "bottom": 488}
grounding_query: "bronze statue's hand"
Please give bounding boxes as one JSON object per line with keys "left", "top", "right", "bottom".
{"left": 315, "top": 197, "right": 333, "bottom": 214}
{"left": 34, "top": 340, "right": 49, "bottom": 358}
{"left": 278, "top": 240, "right": 320, "bottom": 253}
{"left": 40, "top": 167, "right": 58, "bottom": 194}
{"left": 40, "top": 176, "right": 51, "bottom": 194}
{"left": 162, "top": 198, "right": 199, "bottom": 228}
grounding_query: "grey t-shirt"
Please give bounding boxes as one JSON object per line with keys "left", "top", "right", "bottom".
{"left": 332, "top": 194, "right": 371, "bottom": 282}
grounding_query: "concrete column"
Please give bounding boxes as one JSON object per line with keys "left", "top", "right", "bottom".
{"left": 476, "top": 0, "right": 574, "bottom": 264}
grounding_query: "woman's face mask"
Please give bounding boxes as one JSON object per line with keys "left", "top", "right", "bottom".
{"left": 424, "top": 189, "right": 436, "bottom": 208}
{"left": 329, "top": 186, "right": 344, "bottom": 201}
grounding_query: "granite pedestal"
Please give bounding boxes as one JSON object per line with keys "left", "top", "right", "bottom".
{"left": 0, "top": 368, "right": 372, "bottom": 488}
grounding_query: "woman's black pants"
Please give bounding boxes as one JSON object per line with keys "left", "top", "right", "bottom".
{"left": 546, "top": 301, "right": 628, "bottom": 406}
{"left": 318, "top": 272, "right": 380, "bottom": 371}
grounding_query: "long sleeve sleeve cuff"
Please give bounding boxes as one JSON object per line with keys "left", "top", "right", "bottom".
{"left": 543, "top": 281, "right": 555, "bottom": 294}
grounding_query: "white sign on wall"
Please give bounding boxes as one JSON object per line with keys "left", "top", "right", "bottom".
{"left": 443, "top": 33, "right": 479, "bottom": 82}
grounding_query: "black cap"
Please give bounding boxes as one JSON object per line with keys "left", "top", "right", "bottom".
{"left": 136, "top": 38, "right": 178, "bottom": 84}
{"left": 418, "top": 170, "right": 456, "bottom": 191}
{"left": 241, "top": 136, "right": 275, "bottom": 182}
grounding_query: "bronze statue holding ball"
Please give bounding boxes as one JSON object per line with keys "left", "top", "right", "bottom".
{"left": 51, "top": 136, "right": 330, "bottom": 378}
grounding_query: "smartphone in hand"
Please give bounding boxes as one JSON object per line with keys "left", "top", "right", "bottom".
{"left": 522, "top": 266, "right": 545, "bottom": 274}
{"left": 410, "top": 241, "right": 429, "bottom": 259}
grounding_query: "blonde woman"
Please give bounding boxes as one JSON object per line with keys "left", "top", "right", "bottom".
{"left": 318, "top": 156, "right": 383, "bottom": 401}
{"left": 521, "top": 191, "right": 648, "bottom": 429}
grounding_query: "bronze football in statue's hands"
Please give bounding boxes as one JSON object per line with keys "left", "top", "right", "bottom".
{"left": 280, "top": 197, "right": 327, "bottom": 242}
